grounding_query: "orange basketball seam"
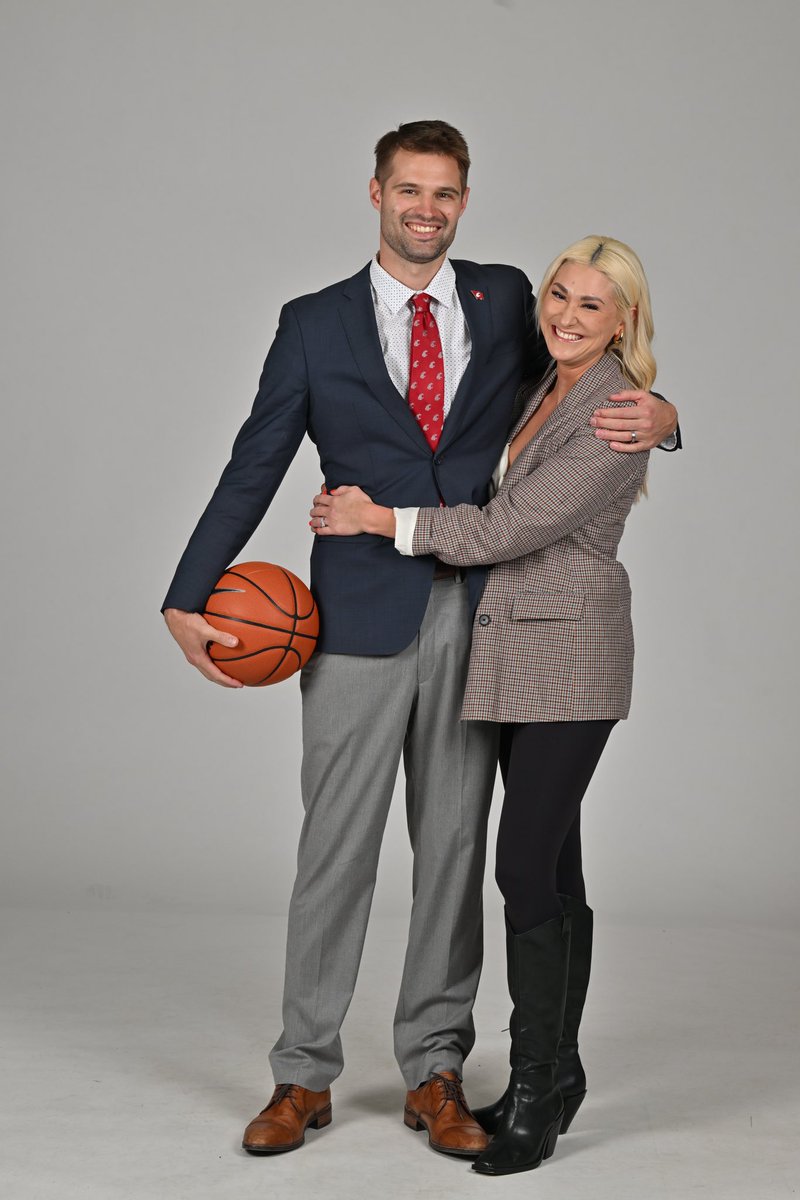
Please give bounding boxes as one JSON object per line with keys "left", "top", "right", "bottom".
{"left": 275, "top": 566, "right": 317, "bottom": 622}
{"left": 222, "top": 568, "right": 316, "bottom": 622}
{"left": 203, "top": 610, "right": 318, "bottom": 640}
{"left": 211, "top": 645, "right": 304, "bottom": 665}
{"left": 254, "top": 645, "right": 301, "bottom": 683}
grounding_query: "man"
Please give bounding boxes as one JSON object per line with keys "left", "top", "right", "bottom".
{"left": 163, "top": 121, "right": 677, "bottom": 1158}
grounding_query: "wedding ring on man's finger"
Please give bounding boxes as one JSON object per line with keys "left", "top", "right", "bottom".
{"left": 630, "top": 430, "right": 638, "bottom": 444}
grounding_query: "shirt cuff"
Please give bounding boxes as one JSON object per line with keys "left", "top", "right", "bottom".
{"left": 394, "top": 507, "right": 420, "bottom": 555}
{"left": 660, "top": 432, "right": 678, "bottom": 451}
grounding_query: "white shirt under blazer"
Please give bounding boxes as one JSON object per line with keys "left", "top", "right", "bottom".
{"left": 369, "top": 256, "right": 471, "bottom": 416}
{"left": 405, "top": 353, "right": 650, "bottom": 724}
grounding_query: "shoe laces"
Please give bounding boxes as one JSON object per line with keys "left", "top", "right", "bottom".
{"left": 432, "top": 1073, "right": 470, "bottom": 1119}
{"left": 265, "top": 1083, "right": 303, "bottom": 1115}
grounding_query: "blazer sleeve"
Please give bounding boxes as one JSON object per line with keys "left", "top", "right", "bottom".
{"left": 161, "top": 303, "right": 310, "bottom": 611}
{"left": 411, "top": 419, "right": 648, "bottom": 567}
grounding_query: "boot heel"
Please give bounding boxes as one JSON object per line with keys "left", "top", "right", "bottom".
{"left": 403, "top": 1108, "right": 424, "bottom": 1131}
{"left": 559, "top": 1090, "right": 586, "bottom": 1133}
{"left": 542, "top": 1118, "right": 561, "bottom": 1161}
{"left": 309, "top": 1105, "right": 332, "bottom": 1130}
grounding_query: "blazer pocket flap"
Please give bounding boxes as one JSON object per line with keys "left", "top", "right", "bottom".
{"left": 510, "top": 591, "right": 585, "bottom": 621}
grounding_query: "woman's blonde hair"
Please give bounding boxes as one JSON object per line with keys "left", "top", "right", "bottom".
{"left": 536, "top": 235, "right": 656, "bottom": 391}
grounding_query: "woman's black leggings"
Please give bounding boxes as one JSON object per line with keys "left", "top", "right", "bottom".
{"left": 496, "top": 719, "right": 617, "bottom": 934}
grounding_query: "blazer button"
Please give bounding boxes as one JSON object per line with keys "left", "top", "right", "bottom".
{"left": 434, "top": 454, "right": 444, "bottom": 465}
{"left": 478, "top": 614, "right": 491, "bottom": 627}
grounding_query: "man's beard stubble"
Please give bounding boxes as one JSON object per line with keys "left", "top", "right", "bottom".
{"left": 381, "top": 217, "right": 456, "bottom": 266}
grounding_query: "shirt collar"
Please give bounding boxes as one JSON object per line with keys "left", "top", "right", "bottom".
{"left": 370, "top": 255, "right": 457, "bottom": 315}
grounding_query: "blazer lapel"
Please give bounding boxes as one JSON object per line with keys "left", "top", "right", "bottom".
{"left": 438, "top": 264, "right": 494, "bottom": 452}
{"left": 505, "top": 354, "right": 623, "bottom": 482}
{"left": 543, "top": 353, "right": 621, "bottom": 446}
{"left": 338, "top": 265, "right": 426, "bottom": 450}
{"left": 508, "top": 368, "right": 556, "bottom": 443}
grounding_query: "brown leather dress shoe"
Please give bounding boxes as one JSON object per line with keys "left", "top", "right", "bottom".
{"left": 404, "top": 1070, "right": 489, "bottom": 1157}
{"left": 242, "top": 1083, "right": 332, "bottom": 1154}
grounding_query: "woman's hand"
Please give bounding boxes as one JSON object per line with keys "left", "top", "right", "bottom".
{"left": 309, "top": 486, "right": 396, "bottom": 537}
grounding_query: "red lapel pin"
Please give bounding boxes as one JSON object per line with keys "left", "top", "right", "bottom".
{"left": 471, "top": 290, "right": 485, "bottom": 300}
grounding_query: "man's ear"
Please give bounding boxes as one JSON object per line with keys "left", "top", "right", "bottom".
{"left": 369, "top": 177, "right": 382, "bottom": 212}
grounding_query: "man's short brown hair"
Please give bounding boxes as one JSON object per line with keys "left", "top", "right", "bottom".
{"left": 374, "top": 120, "right": 471, "bottom": 193}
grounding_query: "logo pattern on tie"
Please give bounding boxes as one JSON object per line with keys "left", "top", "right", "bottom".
{"left": 407, "top": 293, "right": 444, "bottom": 451}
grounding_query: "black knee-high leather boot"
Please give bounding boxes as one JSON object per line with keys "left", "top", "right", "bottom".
{"left": 556, "top": 895, "right": 593, "bottom": 1132}
{"left": 472, "top": 915, "right": 516, "bottom": 1134}
{"left": 473, "top": 896, "right": 592, "bottom": 1136}
{"left": 471, "top": 912, "right": 570, "bottom": 1176}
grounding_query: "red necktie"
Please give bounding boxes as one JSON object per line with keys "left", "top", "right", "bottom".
{"left": 407, "top": 293, "right": 445, "bottom": 451}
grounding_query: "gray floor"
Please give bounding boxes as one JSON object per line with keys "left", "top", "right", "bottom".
{"left": 2, "top": 908, "right": 798, "bottom": 1200}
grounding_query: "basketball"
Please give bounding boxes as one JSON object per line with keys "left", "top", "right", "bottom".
{"left": 203, "top": 561, "right": 319, "bottom": 686}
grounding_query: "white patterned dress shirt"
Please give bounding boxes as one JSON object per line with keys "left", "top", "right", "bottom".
{"left": 369, "top": 256, "right": 471, "bottom": 418}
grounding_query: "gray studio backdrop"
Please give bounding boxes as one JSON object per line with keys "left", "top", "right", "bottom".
{"left": 2, "top": 0, "right": 797, "bottom": 925}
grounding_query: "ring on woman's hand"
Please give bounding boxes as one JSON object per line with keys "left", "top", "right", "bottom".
{"left": 630, "top": 430, "right": 638, "bottom": 444}
{"left": 319, "top": 516, "right": 326, "bottom": 528}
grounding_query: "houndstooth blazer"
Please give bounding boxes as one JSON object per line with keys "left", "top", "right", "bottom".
{"left": 411, "top": 353, "right": 649, "bottom": 723}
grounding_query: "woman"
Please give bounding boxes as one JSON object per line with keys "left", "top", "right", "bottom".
{"left": 310, "top": 236, "right": 656, "bottom": 1176}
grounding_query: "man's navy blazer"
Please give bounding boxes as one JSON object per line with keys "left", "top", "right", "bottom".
{"left": 162, "top": 259, "right": 549, "bottom": 655}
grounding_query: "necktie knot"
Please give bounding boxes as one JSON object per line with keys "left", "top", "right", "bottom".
{"left": 412, "top": 292, "right": 433, "bottom": 315}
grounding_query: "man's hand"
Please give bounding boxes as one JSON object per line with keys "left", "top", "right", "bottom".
{"left": 591, "top": 391, "right": 678, "bottom": 453}
{"left": 163, "top": 608, "right": 244, "bottom": 688}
